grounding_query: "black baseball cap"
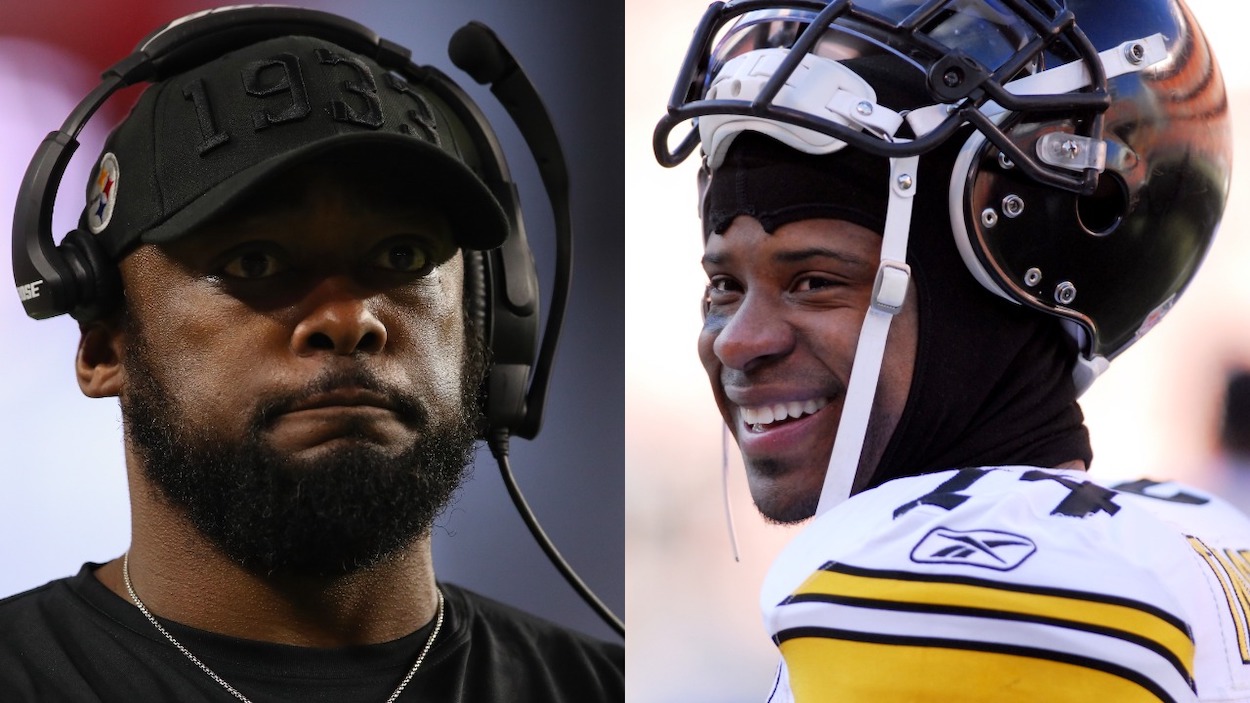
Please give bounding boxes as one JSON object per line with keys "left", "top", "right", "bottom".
{"left": 80, "top": 34, "right": 510, "bottom": 258}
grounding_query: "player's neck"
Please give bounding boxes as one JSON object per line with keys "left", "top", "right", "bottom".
{"left": 94, "top": 463, "right": 439, "bottom": 648}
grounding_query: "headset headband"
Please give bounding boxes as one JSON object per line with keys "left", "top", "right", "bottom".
{"left": 11, "top": 4, "right": 571, "bottom": 441}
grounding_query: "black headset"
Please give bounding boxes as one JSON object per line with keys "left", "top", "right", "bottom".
{"left": 10, "top": 6, "right": 621, "bottom": 636}
{"left": 11, "top": 4, "right": 567, "bottom": 443}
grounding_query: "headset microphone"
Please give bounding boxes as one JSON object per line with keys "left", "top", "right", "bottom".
{"left": 450, "top": 21, "right": 570, "bottom": 442}
{"left": 447, "top": 23, "right": 622, "bottom": 638}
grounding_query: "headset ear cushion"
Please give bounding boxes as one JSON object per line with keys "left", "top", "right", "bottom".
{"left": 58, "top": 229, "right": 121, "bottom": 323}
{"left": 462, "top": 249, "right": 493, "bottom": 432}
{"left": 462, "top": 249, "right": 490, "bottom": 341}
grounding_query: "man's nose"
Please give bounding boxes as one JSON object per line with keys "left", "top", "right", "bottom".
{"left": 710, "top": 293, "right": 794, "bottom": 372}
{"left": 290, "top": 276, "right": 387, "bottom": 356}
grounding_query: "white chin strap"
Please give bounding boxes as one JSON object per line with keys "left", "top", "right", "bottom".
{"left": 814, "top": 155, "right": 918, "bottom": 516}
{"left": 722, "top": 422, "right": 741, "bottom": 561}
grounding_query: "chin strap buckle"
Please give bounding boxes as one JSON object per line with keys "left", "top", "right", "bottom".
{"left": 871, "top": 260, "right": 911, "bottom": 315}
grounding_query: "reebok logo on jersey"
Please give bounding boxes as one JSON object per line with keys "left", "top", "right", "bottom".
{"left": 910, "top": 527, "right": 1037, "bottom": 571}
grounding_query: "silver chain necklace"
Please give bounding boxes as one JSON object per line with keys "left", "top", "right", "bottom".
{"left": 121, "top": 552, "right": 444, "bottom": 703}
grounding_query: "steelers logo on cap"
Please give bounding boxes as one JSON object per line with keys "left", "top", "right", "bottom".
{"left": 87, "top": 152, "right": 119, "bottom": 234}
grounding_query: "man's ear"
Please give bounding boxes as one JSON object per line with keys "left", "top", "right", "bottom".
{"left": 76, "top": 319, "right": 126, "bottom": 398}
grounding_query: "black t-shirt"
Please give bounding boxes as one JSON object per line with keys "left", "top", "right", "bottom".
{"left": 0, "top": 564, "right": 623, "bottom": 702}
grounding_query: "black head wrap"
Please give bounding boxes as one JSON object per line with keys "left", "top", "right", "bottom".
{"left": 703, "top": 123, "right": 1092, "bottom": 488}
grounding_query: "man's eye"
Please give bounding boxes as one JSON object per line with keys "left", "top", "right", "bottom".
{"left": 794, "top": 274, "right": 842, "bottom": 292}
{"left": 704, "top": 277, "right": 743, "bottom": 311}
{"left": 372, "top": 241, "right": 432, "bottom": 274}
{"left": 221, "top": 251, "right": 288, "bottom": 279}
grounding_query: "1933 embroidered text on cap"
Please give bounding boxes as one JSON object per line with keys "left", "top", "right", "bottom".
{"left": 81, "top": 34, "right": 510, "bottom": 257}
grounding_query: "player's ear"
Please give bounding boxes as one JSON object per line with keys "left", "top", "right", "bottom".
{"left": 76, "top": 316, "right": 126, "bottom": 399}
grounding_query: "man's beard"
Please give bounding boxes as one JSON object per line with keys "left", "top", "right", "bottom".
{"left": 120, "top": 320, "right": 488, "bottom": 578}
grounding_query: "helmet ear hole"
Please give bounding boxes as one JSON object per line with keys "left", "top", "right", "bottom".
{"left": 1075, "top": 171, "right": 1128, "bottom": 237}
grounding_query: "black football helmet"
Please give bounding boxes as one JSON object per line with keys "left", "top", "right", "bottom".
{"left": 656, "top": 0, "right": 1231, "bottom": 392}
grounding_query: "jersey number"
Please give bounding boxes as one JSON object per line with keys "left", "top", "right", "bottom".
{"left": 894, "top": 468, "right": 1121, "bottom": 519}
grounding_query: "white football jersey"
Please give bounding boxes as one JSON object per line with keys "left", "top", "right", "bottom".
{"left": 760, "top": 466, "right": 1250, "bottom": 702}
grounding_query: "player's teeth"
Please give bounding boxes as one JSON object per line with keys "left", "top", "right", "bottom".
{"left": 742, "top": 397, "right": 832, "bottom": 428}
{"left": 741, "top": 407, "right": 770, "bottom": 425}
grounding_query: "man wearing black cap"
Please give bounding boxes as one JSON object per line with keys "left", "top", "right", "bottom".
{"left": 0, "top": 9, "right": 621, "bottom": 702}
{"left": 656, "top": 0, "right": 1250, "bottom": 700}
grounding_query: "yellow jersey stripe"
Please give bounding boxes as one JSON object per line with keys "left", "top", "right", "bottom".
{"left": 778, "top": 630, "right": 1180, "bottom": 703}
{"left": 789, "top": 564, "right": 1194, "bottom": 682}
